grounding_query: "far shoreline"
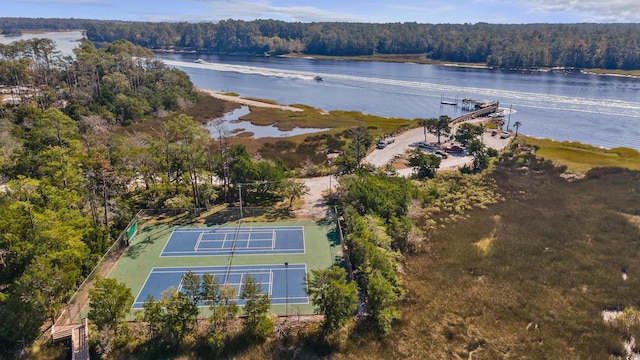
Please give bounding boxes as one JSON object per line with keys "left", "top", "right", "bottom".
{"left": 3, "top": 30, "right": 639, "bottom": 78}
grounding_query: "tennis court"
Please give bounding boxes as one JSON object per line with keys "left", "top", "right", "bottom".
{"left": 160, "top": 226, "right": 305, "bottom": 257}
{"left": 132, "top": 264, "right": 308, "bottom": 309}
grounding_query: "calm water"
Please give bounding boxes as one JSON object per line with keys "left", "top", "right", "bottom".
{"left": 207, "top": 106, "right": 328, "bottom": 139}
{"left": 0, "top": 31, "right": 84, "bottom": 57}
{"left": 158, "top": 53, "right": 640, "bottom": 150}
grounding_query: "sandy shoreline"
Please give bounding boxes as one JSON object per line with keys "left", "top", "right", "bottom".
{"left": 197, "top": 88, "right": 303, "bottom": 112}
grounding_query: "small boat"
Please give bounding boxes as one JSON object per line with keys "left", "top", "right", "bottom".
{"left": 314, "top": 75, "right": 323, "bottom": 81}
{"left": 194, "top": 59, "right": 206, "bottom": 64}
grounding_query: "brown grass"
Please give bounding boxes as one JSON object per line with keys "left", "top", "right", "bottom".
{"left": 337, "top": 148, "right": 640, "bottom": 359}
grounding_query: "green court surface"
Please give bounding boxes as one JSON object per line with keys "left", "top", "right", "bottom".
{"left": 107, "top": 219, "right": 340, "bottom": 317}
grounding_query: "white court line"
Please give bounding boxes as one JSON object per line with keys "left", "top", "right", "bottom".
{"left": 246, "top": 224, "right": 252, "bottom": 248}
{"left": 193, "top": 231, "right": 204, "bottom": 251}
{"left": 272, "top": 230, "right": 276, "bottom": 250}
{"left": 268, "top": 270, "right": 273, "bottom": 296}
{"left": 158, "top": 228, "right": 178, "bottom": 258}
{"left": 221, "top": 232, "right": 228, "bottom": 249}
{"left": 237, "top": 273, "right": 245, "bottom": 296}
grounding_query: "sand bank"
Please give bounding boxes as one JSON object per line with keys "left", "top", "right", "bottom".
{"left": 198, "top": 88, "right": 303, "bottom": 112}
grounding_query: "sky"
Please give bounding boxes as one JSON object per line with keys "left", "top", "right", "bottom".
{"left": 4, "top": 0, "right": 640, "bottom": 24}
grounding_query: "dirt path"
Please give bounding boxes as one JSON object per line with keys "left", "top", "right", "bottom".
{"left": 295, "top": 176, "right": 333, "bottom": 219}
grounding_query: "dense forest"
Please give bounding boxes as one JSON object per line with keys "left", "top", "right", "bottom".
{"left": 2, "top": 18, "right": 640, "bottom": 70}
{"left": 82, "top": 20, "right": 640, "bottom": 70}
{"left": 0, "top": 38, "right": 202, "bottom": 351}
{"left": 0, "top": 17, "right": 93, "bottom": 31}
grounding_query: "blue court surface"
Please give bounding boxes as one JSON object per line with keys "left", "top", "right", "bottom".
{"left": 132, "top": 264, "right": 308, "bottom": 309}
{"left": 160, "top": 226, "right": 305, "bottom": 257}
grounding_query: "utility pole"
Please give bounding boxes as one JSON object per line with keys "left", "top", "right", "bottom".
{"left": 328, "top": 160, "right": 332, "bottom": 195}
{"left": 238, "top": 184, "right": 243, "bottom": 219}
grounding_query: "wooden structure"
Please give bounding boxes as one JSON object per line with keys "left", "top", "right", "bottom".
{"left": 451, "top": 102, "right": 499, "bottom": 125}
{"left": 51, "top": 318, "right": 89, "bottom": 360}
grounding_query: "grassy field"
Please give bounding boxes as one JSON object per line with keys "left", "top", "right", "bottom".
{"left": 333, "top": 144, "right": 640, "bottom": 359}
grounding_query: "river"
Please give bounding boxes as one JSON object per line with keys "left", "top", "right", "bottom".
{"left": 158, "top": 53, "right": 640, "bottom": 151}
{"left": 2, "top": 31, "right": 639, "bottom": 150}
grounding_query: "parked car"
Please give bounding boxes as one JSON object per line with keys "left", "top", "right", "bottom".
{"left": 443, "top": 145, "right": 465, "bottom": 153}
{"left": 500, "top": 132, "right": 510, "bottom": 139}
{"left": 377, "top": 137, "right": 396, "bottom": 149}
{"left": 434, "top": 150, "right": 448, "bottom": 158}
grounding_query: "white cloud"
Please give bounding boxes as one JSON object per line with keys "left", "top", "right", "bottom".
{"left": 500, "top": 0, "right": 640, "bottom": 22}
{"left": 184, "top": 0, "right": 365, "bottom": 22}
{"left": 16, "top": 0, "right": 109, "bottom": 4}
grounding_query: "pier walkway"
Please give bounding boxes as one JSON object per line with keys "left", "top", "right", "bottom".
{"left": 451, "top": 102, "right": 499, "bottom": 125}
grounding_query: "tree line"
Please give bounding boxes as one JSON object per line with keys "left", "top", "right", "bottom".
{"left": 80, "top": 20, "right": 640, "bottom": 70}
{"left": 3, "top": 17, "right": 640, "bottom": 69}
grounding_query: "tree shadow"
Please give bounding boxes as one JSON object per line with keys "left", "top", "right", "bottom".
{"left": 124, "top": 234, "right": 157, "bottom": 259}
{"left": 265, "top": 207, "right": 295, "bottom": 220}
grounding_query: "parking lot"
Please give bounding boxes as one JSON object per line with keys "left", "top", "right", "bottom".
{"left": 364, "top": 119, "right": 512, "bottom": 175}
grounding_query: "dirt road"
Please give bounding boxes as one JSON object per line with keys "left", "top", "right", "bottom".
{"left": 295, "top": 175, "right": 333, "bottom": 219}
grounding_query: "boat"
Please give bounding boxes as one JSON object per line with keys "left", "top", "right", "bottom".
{"left": 194, "top": 59, "right": 207, "bottom": 64}
{"left": 314, "top": 75, "right": 323, "bottom": 81}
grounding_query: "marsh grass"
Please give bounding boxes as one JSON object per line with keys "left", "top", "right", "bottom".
{"left": 339, "top": 148, "right": 640, "bottom": 359}
{"left": 243, "top": 106, "right": 413, "bottom": 135}
{"left": 521, "top": 137, "right": 640, "bottom": 174}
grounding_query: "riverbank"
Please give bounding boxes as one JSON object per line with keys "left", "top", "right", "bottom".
{"left": 283, "top": 53, "right": 640, "bottom": 78}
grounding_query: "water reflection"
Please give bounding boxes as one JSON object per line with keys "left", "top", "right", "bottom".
{"left": 206, "top": 106, "right": 328, "bottom": 139}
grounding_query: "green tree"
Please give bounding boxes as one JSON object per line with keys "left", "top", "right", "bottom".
{"left": 424, "top": 115, "right": 451, "bottom": 144}
{"left": 280, "top": 179, "right": 309, "bottom": 209}
{"left": 88, "top": 276, "right": 134, "bottom": 334}
{"left": 454, "top": 122, "right": 483, "bottom": 144}
{"left": 348, "top": 126, "right": 373, "bottom": 164}
{"left": 216, "top": 284, "right": 239, "bottom": 331}
{"left": 513, "top": 121, "right": 522, "bottom": 136}
{"left": 181, "top": 270, "right": 201, "bottom": 306}
{"left": 418, "top": 118, "right": 431, "bottom": 142}
{"left": 366, "top": 271, "right": 400, "bottom": 333}
{"left": 200, "top": 273, "right": 220, "bottom": 311}
{"left": 406, "top": 149, "right": 441, "bottom": 179}
{"left": 163, "top": 289, "right": 199, "bottom": 345}
{"left": 306, "top": 266, "right": 358, "bottom": 334}
{"left": 466, "top": 139, "right": 489, "bottom": 171}
{"left": 240, "top": 275, "right": 273, "bottom": 339}
{"left": 141, "top": 287, "right": 199, "bottom": 346}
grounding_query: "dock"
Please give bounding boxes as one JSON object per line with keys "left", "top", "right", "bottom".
{"left": 451, "top": 101, "right": 499, "bottom": 125}
{"left": 440, "top": 94, "right": 458, "bottom": 106}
